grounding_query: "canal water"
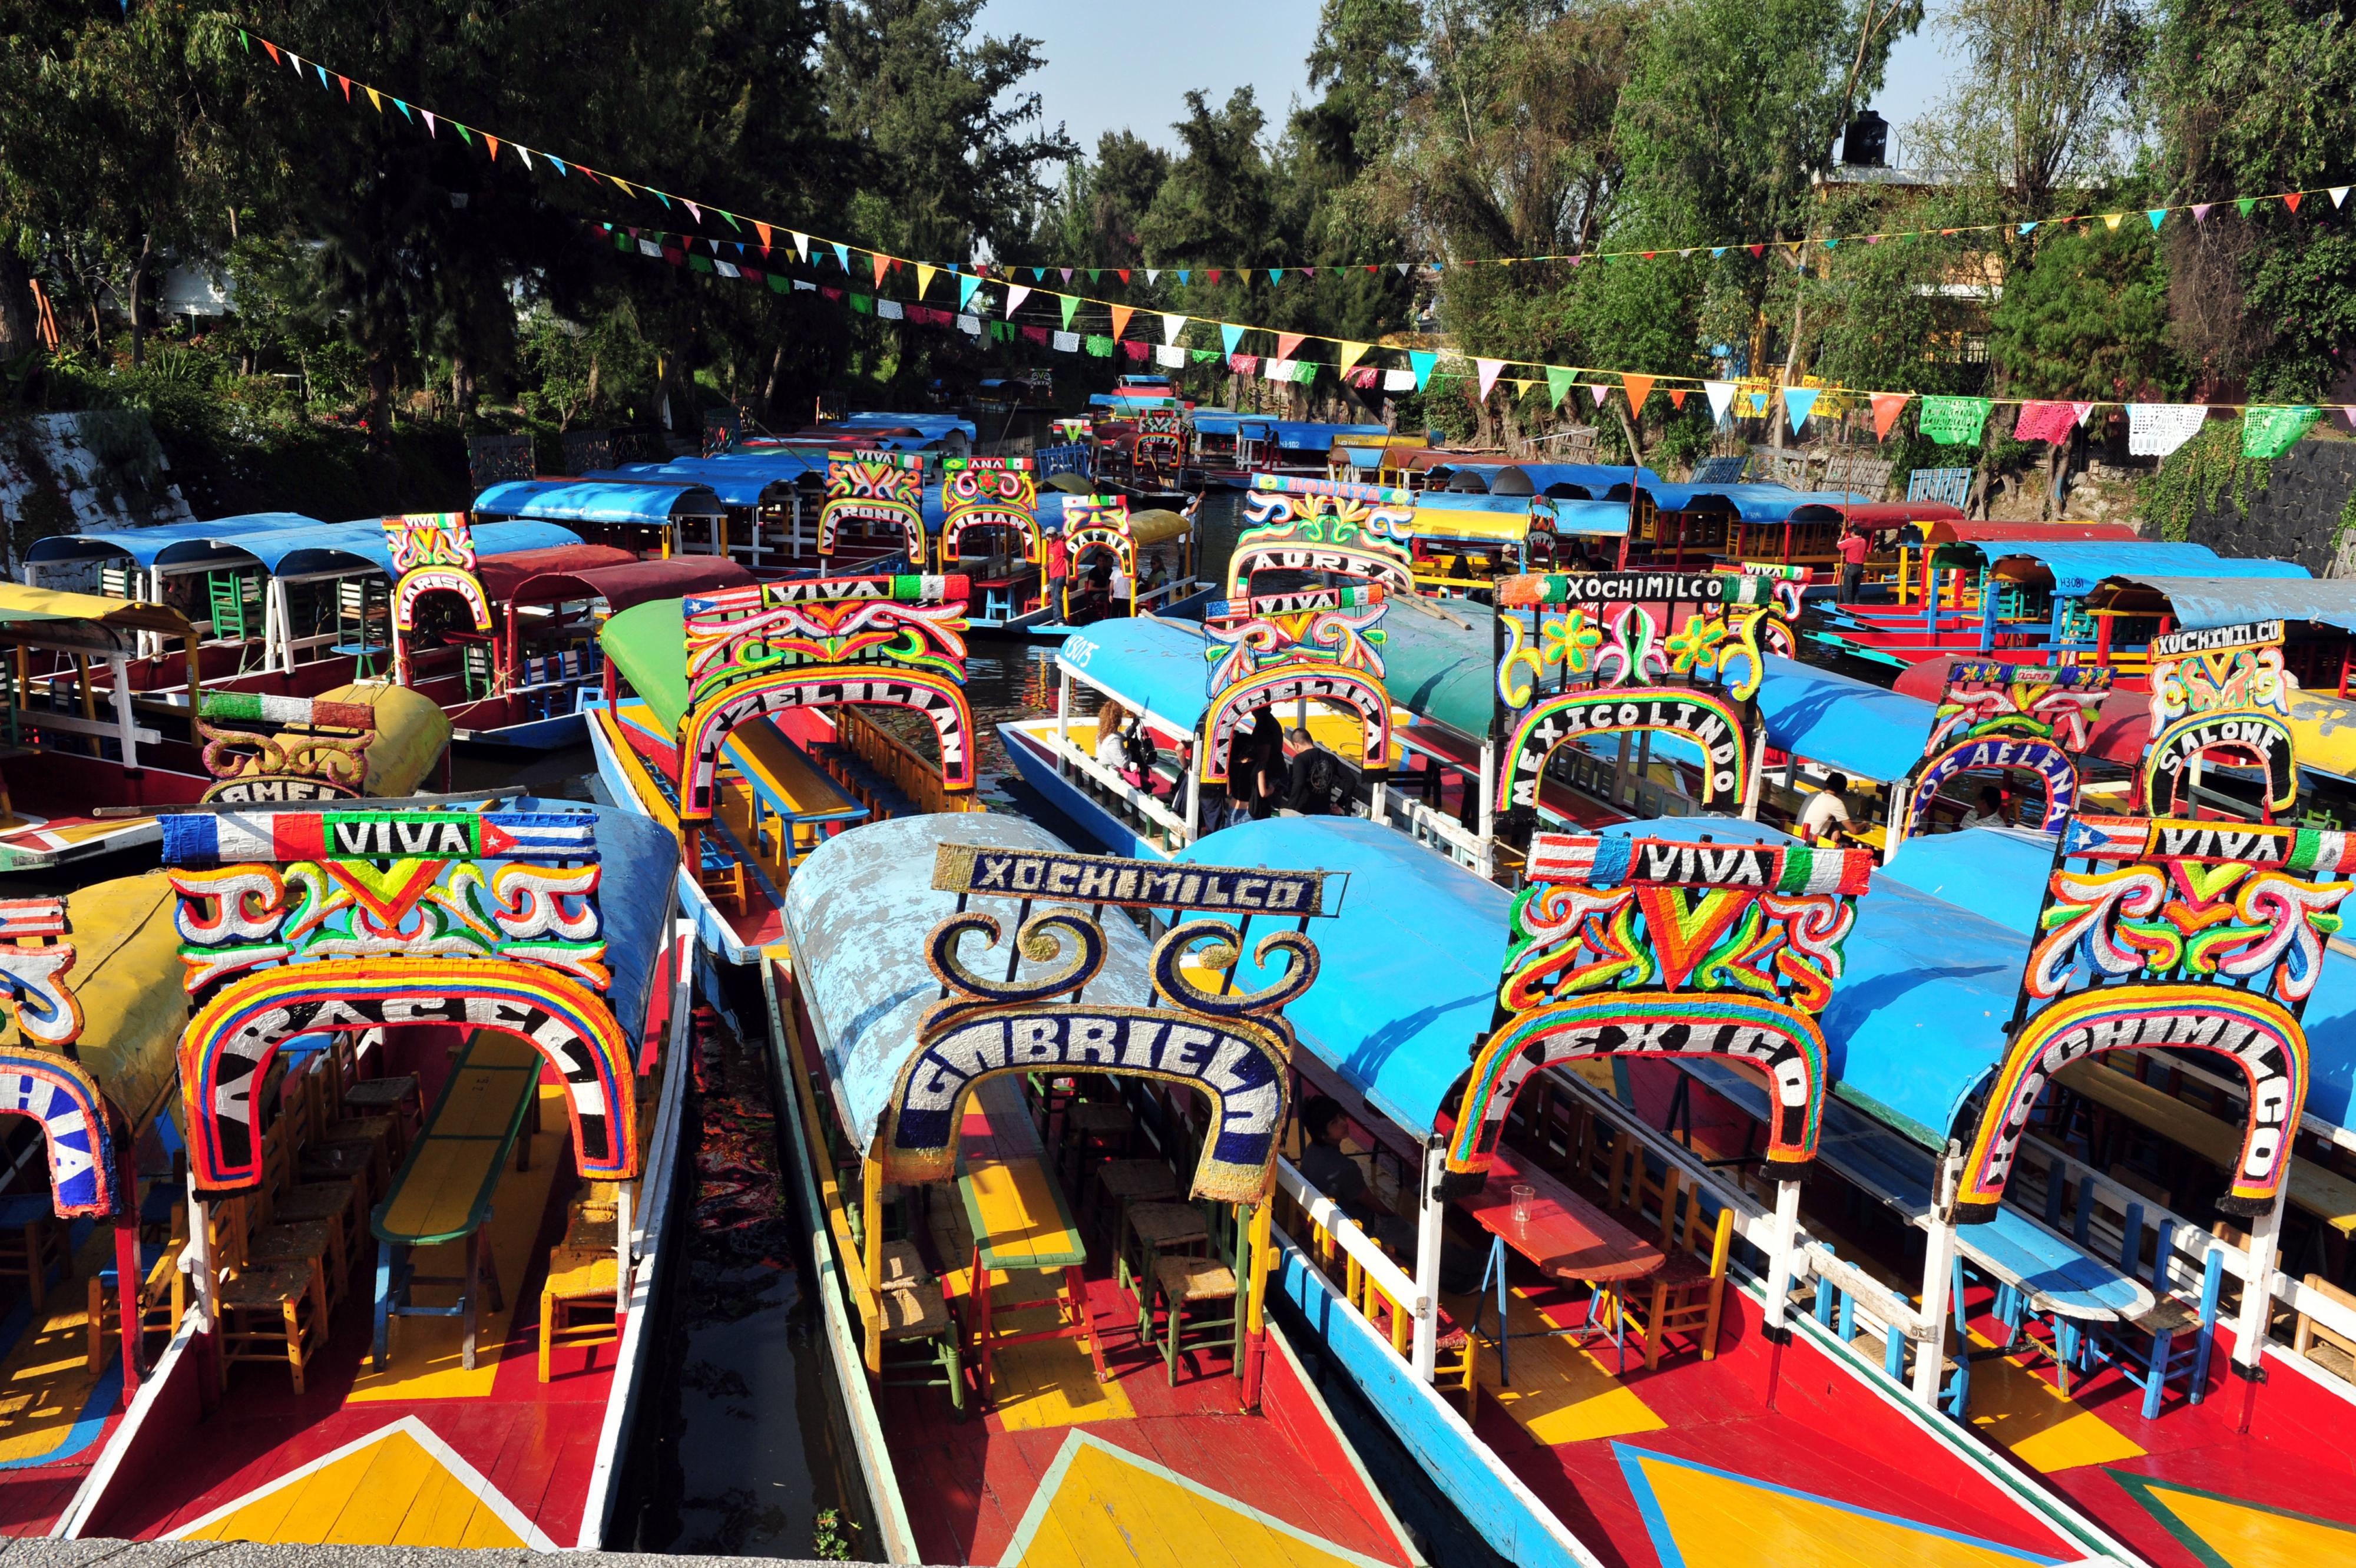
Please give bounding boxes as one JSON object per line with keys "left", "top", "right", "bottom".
{"left": 490, "top": 489, "right": 1513, "bottom": 1562}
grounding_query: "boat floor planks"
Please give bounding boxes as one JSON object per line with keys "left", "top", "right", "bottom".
{"left": 92, "top": 1081, "right": 608, "bottom": 1547}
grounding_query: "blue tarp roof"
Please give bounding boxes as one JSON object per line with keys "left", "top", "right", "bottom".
{"left": 1878, "top": 823, "right": 2356, "bottom": 1136}
{"left": 1269, "top": 421, "right": 1389, "bottom": 450}
{"left": 25, "top": 515, "right": 578, "bottom": 578}
{"left": 1054, "top": 616, "right": 1212, "bottom": 733}
{"left": 475, "top": 478, "right": 727, "bottom": 525}
{"left": 1637, "top": 482, "right": 1875, "bottom": 521}
{"left": 1188, "top": 411, "right": 1277, "bottom": 438}
{"left": 839, "top": 411, "right": 975, "bottom": 442}
{"left": 2095, "top": 574, "right": 2356, "bottom": 634}
{"left": 1755, "top": 654, "right": 1938, "bottom": 782}
{"left": 1177, "top": 817, "right": 1505, "bottom": 1140}
{"left": 594, "top": 453, "right": 826, "bottom": 504}
{"left": 1427, "top": 462, "right": 1667, "bottom": 499}
{"left": 1988, "top": 541, "right": 2310, "bottom": 596}
{"left": 1379, "top": 598, "right": 1495, "bottom": 736}
{"left": 25, "top": 512, "right": 328, "bottom": 570}
{"left": 783, "top": 813, "right": 1158, "bottom": 1152}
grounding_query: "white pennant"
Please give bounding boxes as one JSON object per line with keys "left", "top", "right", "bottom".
{"left": 1475, "top": 358, "right": 1505, "bottom": 399}
{"left": 1146, "top": 269, "right": 1161, "bottom": 285}
{"left": 1703, "top": 381, "right": 1737, "bottom": 425}
{"left": 2335, "top": 188, "right": 2351, "bottom": 209}
{"left": 517, "top": 145, "right": 533, "bottom": 170}
{"left": 1005, "top": 285, "right": 1032, "bottom": 316}
{"left": 792, "top": 232, "right": 810, "bottom": 262}
{"left": 1162, "top": 313, "right": 1187, "bottom": 345}
{"left": 1588, "top": 383, "right": 1610, "bottom": 406}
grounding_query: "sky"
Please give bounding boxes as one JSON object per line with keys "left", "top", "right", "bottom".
{"left": 980, "top": 1, "right": 1961, "bottom": 163}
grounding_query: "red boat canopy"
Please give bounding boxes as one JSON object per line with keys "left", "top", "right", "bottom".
{"left": 1922, "top": 519, "right": 2137, "bottom": 545}
{"left": 509, "top": 554, "right": 755, "bottom": 616}
{"left": 1839, "top": 501, "right": 1967, "bottom": 528}
{"left": 475, "top": 545, "right": 638, "bottom": 607}
{"left": 1895, "top": 652, "right": 2149, "bottom": 765}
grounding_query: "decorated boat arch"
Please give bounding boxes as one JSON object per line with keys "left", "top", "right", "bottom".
{"left": 1197, "top": 582, "right": 1393, "bottom": 791}
{"left": 1487, "top": 568, "right": 1794, "bottom": 843}
{"left": 1897, "top": 660, "right": 2113, "bottom": 840}
{"left": 1227, "top": 474, "right": 1417, "bottom": 598}
{"left": 162, "top": 806, "right": 648, "bottom": 1196}
{"left": 193, "top": 683, "right": 449, "bottom": 805}
{"left": 669, "top": 575, "right": 975, "bottom": 822}
{"left": 382, "top": 512, "right": 491, "bottom": 688}
{"left": 934, "top": 456, "right": 1040, "bottom": 568}
{"left": 1438, "top": 827, "right": 1869, "bottom": 1196}
{"left": 2141, "top": 620, "right": 2298, "bottom": 818}
{"left": 1131, "top": 406, "right": 1187, "bottom": 472}
{"left": 816, "top": 449, "right": 928, "bottom": 564}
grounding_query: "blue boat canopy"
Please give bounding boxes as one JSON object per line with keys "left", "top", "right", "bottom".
{"left": 475, "top": 478, "right": 726, "bottom": 525}
{"left": 783, "top": 813, "right": 1158, "bottom": 1152}
{"left": 1176, "top": 817, "right": 1506, "bottom": 1142}
{"left": 1637, "top": 482, "right": 1875, "bottom": 522}
{"left": 594, "top": 454, "right": 823, "bottom": 505}
{"left": 1427, "top": 462, "right": 1667, "bottom": 499}
{"left": 1381, "top": 597, "right": 1497, "bottom": 737}
{"left": 838, "top": 411, "right": 975, "bottom": 442}
{"left": 2092, "top": 573, "right": 2356, "bottom": 634}
{"left": 1756, "top": 654, "right": 1937, "bottom": 783}
{"left": 25, "top": 512, "right": 327, "bottom": 571}
{"left": 1188, "top": 411, "right": 1276, "bottom": 439}
{"left": 246, "top": 518, "right": 581, "bottom": 577}
{"left": 1055, "top": 616, "right": 1213, "bottom": 735}
{"left": 1988, "top": 541, "right": 2309, "bottom": 596}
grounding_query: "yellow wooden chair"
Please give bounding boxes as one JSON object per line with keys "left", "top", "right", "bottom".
{"left": 1613, "top": 1167, "right": 1735, "bottom": 1371}
{"left": 210, "top": 1196, "right": 327, "bottom": 1394}
{"left": 87, "top": 1229, "right": 186, "bottom": 1375}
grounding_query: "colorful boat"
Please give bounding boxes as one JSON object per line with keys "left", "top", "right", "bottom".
{"left": 764, "top": 810, "right": 1424, "bottom": 1567}
{"left": 0, "top": 585, "right": 452, "bottom": 871}
{"left": 58, "top": 799, "right": 692, "bottom": 1549}
{"left": 1044, "top": 491, "right": 1199, "bottom": 623}
{"left": 1153, "top": 812, "right": 2127, "bottom": 1567}
{"left": 932, "top": 457, "right": 1054, "bottom": 631}
{"left": 0, "top": 874, "right": 193, "bottom": 1533}
{"left": 590, "top": 574, "right": 980, "bottom": 961}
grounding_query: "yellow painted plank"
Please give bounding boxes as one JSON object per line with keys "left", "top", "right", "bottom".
{"left": 1007, "top": 1440, "right": 1384, "bottom": 1568}
{"left": 2132, "top": 1477, "right": 2356, "bottom": 1567}
{"left": 456, "top": 1494, "right": 530, "bottom": 1549}
{"left": 1960, "top": 1329, "right": 2145, "bottom": 1474}
{"left": 1454, "top": 1286, "right": 1664, "bottom": 1447}
{"left": 963, "top": 1157, "right": 1084, "bottom": 1270}
{"left": 319, "top": 1426, "right": 441, "bottom": 1544}
{"left": 177, "top": 1448, "right": 339, "bottom": 1541}
{"left": 391, "top": 1452, "right": 502, "bottom": 1547}
{"left": 723, "top": 716, "right": 858, "bottom": 816}
{"left": 985, "top": 1337, "right": 1136, "bottom": 1433}
{"left": 1629, "top": 1450, "right": 2052, "bottom": 1566}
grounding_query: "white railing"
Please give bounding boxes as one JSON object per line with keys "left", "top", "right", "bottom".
{"left": 1381, "top": 789, "right": 1488, "bottom": 872}
{"left": 1044, "top": 732, "right": 1193, "bottom": 843}
{"left": 1273, "top": 1156, "right": 1427, "bottom": 1329}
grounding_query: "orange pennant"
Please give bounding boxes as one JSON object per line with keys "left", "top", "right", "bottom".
{"left": 755, "top": 221, "right": 772, "bottom": 250}
{"left": 872, "top": 253, "right": 891, "bottom": 287}
{"left": 1109, "top": 305, "right": 1135, "bottom": 339}
{"left": 1669, "top": 389, "right": 1687, "bottom": 409}
{"left": 483, "top": 133, "right": 500, "bottom": 162}
{"left": 1621, "top": 373, "right": 1656, "bottom": 411}
{"left": 1277, "top": 332, "right": 1307, "bottom": 361}
{"left": 2285, "top": 191, "right": 2305, "bottom": 213}
{"left": 1870, "top": 391, "right": 1911, "bottom": 439}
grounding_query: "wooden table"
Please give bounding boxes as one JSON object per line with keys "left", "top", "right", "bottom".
{"left": 370, "top": 1030, "right": 541, "bottom": 1371}
{"left": 955, "top": 1076, "right": 1103, "bottom": 1389}
{"left": 2057, "top": 1061, "right": 2356, "bottom": 1235}
{"left": 1459, "top": 1143, "right": 1662, "bottom": 1383}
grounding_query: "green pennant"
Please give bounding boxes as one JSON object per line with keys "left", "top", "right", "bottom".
{"left": 1087, "top": 269, "right": 1100, "bottom": 283}
{"left": 455, "top": 125, "right": 474, "bottom": 146}
{"left": 1084, "top": 334, "right": 1114, "bottom": 356}
{"left": 766, "top": 273, "right": 789, "bottom": 293}
{"left": 2242, "top": 405, "right": 2321, "bottom": 458}
{"left": 1058, "top": 293, "right": 1078, "bottom": 329}
{"left": 1190, "top": 348, "right": 1219, "bottom": 363}
{"left": 1917, "top": 395, "right": 1993, "bottom": 446}
{"left": 615, "top": 233, "right": 632, "bottom": 253}
{"left": 239, "top": 29, "right": 249, "bottom": 51}
{"left": 850, "top": 294, "right": 873, "bottom": 314}
{"left": 1546, "top": 365, "right": 1574, "bottom": 406}
{"left": 689, "top": 254, "right": 714, "bottom": 273}
{"left": 2239, "top": 197, "right": 2259, "bottom": 217}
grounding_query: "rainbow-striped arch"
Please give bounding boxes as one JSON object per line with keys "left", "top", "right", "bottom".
{"left": 1442, "top": 992, "right": 1825, "bottom": 1186}
{"left": 178, "top": 959, "right": 638, "bottom": 1195}
{"left": 1956, "top": 983, "right": 2306, "bottom": 1222}
{"left": 0, "top": 1047, "right": 118, "bottom": 1218}
{"left": 1198, "top": 666, "right": 1391, "bottom": 785}
{"left": 678, "top": 666, "right": 975, "bottom": 819}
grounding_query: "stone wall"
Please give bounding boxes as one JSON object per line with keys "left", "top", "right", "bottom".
{"left": 0, "top": 411, "right": 194, "bottom": 573}
{"left": 2178, "top": 436, "right": 2356, "bottom": 576}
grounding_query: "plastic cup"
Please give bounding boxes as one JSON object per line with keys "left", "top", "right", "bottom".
{"left": 1511, "top": 1183, "right": 1536, "bottom": 1223}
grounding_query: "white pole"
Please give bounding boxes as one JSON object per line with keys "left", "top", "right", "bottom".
{"left": 2232, "top": 1182, "right": 2291, "bottom": 1374}
{"left": 185, "top": 1173, "right": 216, "bottom": 1331}
{"left": 1477, "top": 742, "right": 1496, "bottom": 863}
{"left": 1911, "top": 1151, "right": 1963, "bottom": 1408}
{"left": 110, "top": 656, "right": 138, "bottom": 772}
{"left": 1184, "top": 751, "right": 1202, "bottom": 843}
{"left": 1055, "top": 670, "right": 1073, "bottom": 776}
{"left": 1762, "top": 1177, "right": 1802, "bottom": 1334}
{"left": 1411, "top": 1142, "right": 1446, "bottom": 1379}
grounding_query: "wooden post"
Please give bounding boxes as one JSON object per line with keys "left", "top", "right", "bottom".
{"left": 110, "top": 656, "right": 140, "bottom": 775}
{"left": 71, "top": 654, "right": 96, "bottom": 759}
{"left": 1411, "top": 1142, "right": 1445, "bottom": 1380}
{"left": 861, "top": 1155, "right": 885, "bottom": 1377}
{"left": 2233, "top": 1180, "right": 2292, "bottom": 1433}
{"left": 1240, "top": 1198, "right": 1274, "bottom": 1411}
{"left": 114, "top": 1140, "right": 141, "bottom": 1399}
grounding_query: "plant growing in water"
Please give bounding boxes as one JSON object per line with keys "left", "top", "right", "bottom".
{"left": 812, "top": 1507, "right": 860, "bottom": 1560}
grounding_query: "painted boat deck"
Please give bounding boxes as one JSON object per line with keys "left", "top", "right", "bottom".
{"left": 1642, "top": 1058, "right": 2356, "bottom": 1566}
{"left": 0, "top": 1222, "right": 133, "bottom": 1535}
{"left": 88, "top": 1077, "right": 611, "bottom": 1549}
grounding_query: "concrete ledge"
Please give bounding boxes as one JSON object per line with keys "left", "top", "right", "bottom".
{"left": 0, "top": 1546, "right": 887, "bottom": 1568}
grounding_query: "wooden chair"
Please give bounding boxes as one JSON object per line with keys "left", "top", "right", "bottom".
{"left": 2294, "top": 1272, "right": 2356, "bottom": 1382}
{"left": 1120, "top": 1201, "right": 1209, "bottom": 1311}
{"left": 1092, "top": 1157, "right": 1178, "bottom": 1244}
{"left": 210, "top": 1197, "right": 326, "bottom": 1394}
{"left": 0, "top": 1193, "right": 68, "bottom": 1312}
{"left": 538, "top": 1253, "right": 620, "bottom": 1381}
{"left": 1613, "top": 1167, "right": 1735, "bottom": 1370}
{"left": 1149, "top": 1254, "right": 1239, "bottom": 1385}
{"left": 87, "top": 1226, "right": 186, "bottom": 1374}
{"left": 872, "top": 1239, "right": 962, "bottom": 1411}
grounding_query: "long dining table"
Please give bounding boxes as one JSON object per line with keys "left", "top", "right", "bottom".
{"left": 1458, "top": 1142, "right": 1664, "bottom": 1382}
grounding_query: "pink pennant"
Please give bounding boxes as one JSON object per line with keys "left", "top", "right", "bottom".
{"left": 1475, "top": 358, "right": 1505, "bottom": 400}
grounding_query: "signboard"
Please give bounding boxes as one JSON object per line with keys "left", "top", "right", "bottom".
{"left": 938, "top": 458, "right": 1039, "bottom": 565}
{"left": 932, "top": 843, "right": 1336, "bottom": 916}
{"left": 1228, "top": 474, "right": 1416, "bottom": 596}
{"left": 1902, "top": 662, "right": 2112, "bottom": 836}
{"left": 816, "top": 449, "right": 926, "bottom": 556}
{"left": 382, "top": 512, "right": 489, "bottom": 686}
{"left": 2143, "top": 618, "right": 2297, "bottom": 816}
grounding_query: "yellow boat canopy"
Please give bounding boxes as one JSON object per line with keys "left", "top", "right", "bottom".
{"left": 329, "top": 683, "right": 452, "bottom": 796}
{"left": 1129, "top": 508, "right": 1192, "bottom": 548}
{"left": 1409, "top": 507, "right": 1536, "bottom": 544}
{"left": 0, "top": 873, "right": 189, "bottom": 1146}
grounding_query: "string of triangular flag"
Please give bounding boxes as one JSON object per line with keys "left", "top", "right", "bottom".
{"left": 599, "top": 224, "right": 2332, "bottom": 460}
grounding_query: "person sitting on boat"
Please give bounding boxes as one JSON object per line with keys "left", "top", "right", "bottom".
{"left": 1298, "top": 1096, "right": 1415, "bottom": 1257}
{"left": 1960, "top": 784, "right": 2008, "bottom": 831}
{"left": 1094, "top": 700, "right": 1134, "bottom": 773}
{"left": 1799, "top": 772, "right": 1856, "bottom": 846}
{"left": 1073, "top": 557, "right": 1116, "bottom": 621}
{"left": 1139, "top": 551, "right": 1169, "bottom": 600}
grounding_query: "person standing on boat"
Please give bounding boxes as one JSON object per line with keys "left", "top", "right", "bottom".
{"left": 1234, "top": 707, "right": 1286, "bottom": 822}
{"left": 1043, "top": 525, "right": 1070, "bottom": 616}
{"left": 1837, "top": 520, "right": 1872, "bottom": 603}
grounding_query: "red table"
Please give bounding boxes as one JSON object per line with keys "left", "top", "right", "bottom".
{"left": 1460, "top": 1143, "right": 1663, "bottom": 1381}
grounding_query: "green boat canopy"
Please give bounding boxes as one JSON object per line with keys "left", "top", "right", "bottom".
{"left": 601, "top": 597, "right": 692, "bottom": 736}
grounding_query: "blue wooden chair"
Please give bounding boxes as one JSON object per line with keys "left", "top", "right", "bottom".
{"left": 2080, "top": 1208, "right": 2223, "bottom": 1420}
